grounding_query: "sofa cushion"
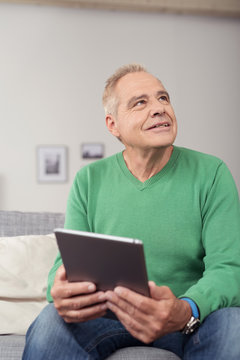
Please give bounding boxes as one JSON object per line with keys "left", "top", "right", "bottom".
{"left": 0, "top": 337, "right": 181, "bottom": 360}
{"left": 0, "top": 234, "right": 58, "bottom": 335}
{"left": 0, "top": 335, "right": 25, "bottom": 360}
{"left": 107, "top": 346, "right": 181, "bottom": 359}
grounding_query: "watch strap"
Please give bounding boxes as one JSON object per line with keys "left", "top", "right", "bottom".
{"left": 180, "top": 297, "right": 200, "bottom": 335}
{"left": 180, "top": 297, "right": 199, "bottom": 319}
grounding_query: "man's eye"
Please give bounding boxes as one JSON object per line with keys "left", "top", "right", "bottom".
{"left": 135, "top": 100, "right": 145, "bottom": 107}
{"left": 159, "top": 95, "right": 169, "bottom": 103}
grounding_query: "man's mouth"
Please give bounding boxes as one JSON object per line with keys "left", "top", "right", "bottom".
{"left": 147, "top": 122, "right": 170, "bottom": 130}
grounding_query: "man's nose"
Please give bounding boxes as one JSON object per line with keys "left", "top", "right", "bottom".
{"left": 149, "top": 99, "right": 165, "bottom": 118}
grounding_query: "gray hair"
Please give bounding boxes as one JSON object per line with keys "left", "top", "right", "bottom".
{"left": 102, "top": 63, "right": 147, "bottom": 116}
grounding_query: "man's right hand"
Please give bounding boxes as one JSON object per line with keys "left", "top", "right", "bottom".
{"left": 51, "top": 265, "right": 107, "bottom": 323}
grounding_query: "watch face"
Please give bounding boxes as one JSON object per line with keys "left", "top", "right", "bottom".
{"left": 182, "top": 317, "right": 200, "bottom": 335}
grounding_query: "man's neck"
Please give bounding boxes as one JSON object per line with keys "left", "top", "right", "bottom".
{"left": 122, "top": 145, "right": 173, "bottom": 183}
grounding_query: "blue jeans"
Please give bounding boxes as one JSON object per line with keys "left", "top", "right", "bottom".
{"left": 22, "top": 304, "right": 240, "bottom": 360}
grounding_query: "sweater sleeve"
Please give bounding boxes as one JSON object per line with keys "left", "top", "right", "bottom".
{"left": 46, "top": 171, "right": 90, "bottom": 302}
{"left": 179, "top": 162, "right": 240, "bottom": 321}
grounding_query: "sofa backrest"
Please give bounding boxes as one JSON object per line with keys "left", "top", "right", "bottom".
{"left": 0, "top": 211, "right": 65, "bottom": 236}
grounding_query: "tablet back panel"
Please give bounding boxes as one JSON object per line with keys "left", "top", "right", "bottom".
{"left": 55, "top": 229, "right": 149, "bottom": 297}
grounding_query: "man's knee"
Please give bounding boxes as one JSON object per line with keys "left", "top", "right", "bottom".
{"left": 195, "top": 307, "right": 240, "bottom": 359}
{"left": 205, "top": 307, "right": 240, "bottom": 337}
{"left": 25, "top": 303, "right": 63, "bottom": 350}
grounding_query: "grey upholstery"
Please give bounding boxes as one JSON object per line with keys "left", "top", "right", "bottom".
{"left": 107, "top": 347, "right": 181, "bottom": 359}
{"left": 0, "top": 210, "right": 181, "bottom": 360}
{"left": 0, "top": 210, "right": 65, "bottom": 236}
{"left": 0, "top": 335, "right": 25, "bottom": 360}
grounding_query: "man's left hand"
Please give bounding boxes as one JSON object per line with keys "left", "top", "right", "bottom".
{"left": 104, "top": 281, "right": 191, "bottom": 343}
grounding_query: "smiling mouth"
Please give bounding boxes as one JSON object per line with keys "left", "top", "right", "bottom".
{"left": 147, "top": 122, "right": 170, "bottom": 130}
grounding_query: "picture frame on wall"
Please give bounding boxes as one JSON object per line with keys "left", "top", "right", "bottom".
{"left": 81, "top": 143, "right": 104, "bottom": 159}
{"left": 37, "top": 146, "right": 67, "bottom": 183}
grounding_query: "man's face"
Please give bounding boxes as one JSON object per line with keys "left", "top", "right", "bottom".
{"left": 106, "top": 72, "right": 177, "bottom": 151}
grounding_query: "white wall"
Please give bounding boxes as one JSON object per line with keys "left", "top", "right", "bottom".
{"left": 0, "top": 3, "right": 239, "bottom": 212}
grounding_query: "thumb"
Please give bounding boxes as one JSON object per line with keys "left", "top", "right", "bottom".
{"left": 55, "top": 264, "right": 67, "bottom": 282}
{"left": 149, "top": 281, "right": 171, "bottom": 301}
{"left": 149, "top": 281, "right": 161, "bottom": 300}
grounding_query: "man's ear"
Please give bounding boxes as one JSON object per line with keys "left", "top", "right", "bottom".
{"left": 105, "top": 114, "right": 120, "bottom": 138}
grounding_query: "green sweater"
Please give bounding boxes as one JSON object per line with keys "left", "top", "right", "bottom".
{"left": 47, "top": 146, "right": 240, "bottom": 321}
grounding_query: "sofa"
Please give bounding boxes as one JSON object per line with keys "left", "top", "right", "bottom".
{"left": 0, "top": 210, "right": 180, "bottom": 360}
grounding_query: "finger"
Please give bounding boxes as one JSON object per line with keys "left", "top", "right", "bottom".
{"left": 57, "top": 291, "right": 106, "bottom": 312}
{"left": 148, "top": 280, "right": 156, "bottom": 289}
{"left": 65, "top": 282, "right": 96, "bottom": 298}
{"left": 148, "top": 283, "right": 174, "bottom": 301}
{"left": 54, "top": 266, "right": 97, "bottom": 297}
{"left": 105, "top": 292, "right": 137, "bottom": 317}
{"left": 107, "top": 300, "right": 140, "bottom": 330}
{"left": 64, "top": 302, "right": 108, "bottom": 323}
{"left": 113, "top": 287, "right": 152, "bottom": 315}
{"left": 64, "top": 310, "right": 107, "bottom": 323}
{"left": 51, "top": 280, "right": 97, "bottom": 300}
{"left": 106, "top": 301, "right": 149, "bottom": 342}
{"left": 105, "top": 292, "right": 151, "bottom": 326}
{"left": 55, "top": 264, "right": 67, "bottom": 281}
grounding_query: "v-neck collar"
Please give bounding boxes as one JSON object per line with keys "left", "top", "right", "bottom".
{"left": 116, "top": 146, "right": 180, "bottom": 191}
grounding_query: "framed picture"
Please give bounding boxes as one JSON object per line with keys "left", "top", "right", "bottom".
{"left": 81, "top": 143, "right": 104, "bottom": 159}
{"left": 37, "top": 146, "right": 67, "bottom": 183}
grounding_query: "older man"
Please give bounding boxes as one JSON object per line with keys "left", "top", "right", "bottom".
{"left": 23, "top": 64, "right": 240, "bottom": 359}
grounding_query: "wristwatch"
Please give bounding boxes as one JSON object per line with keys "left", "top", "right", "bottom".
{"left": 182, "top": 316, "right": 200, "bottom": 335}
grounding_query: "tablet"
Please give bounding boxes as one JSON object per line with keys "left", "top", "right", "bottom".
{"left": 54, "top": 228, "right": 150, "bottom": 298}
